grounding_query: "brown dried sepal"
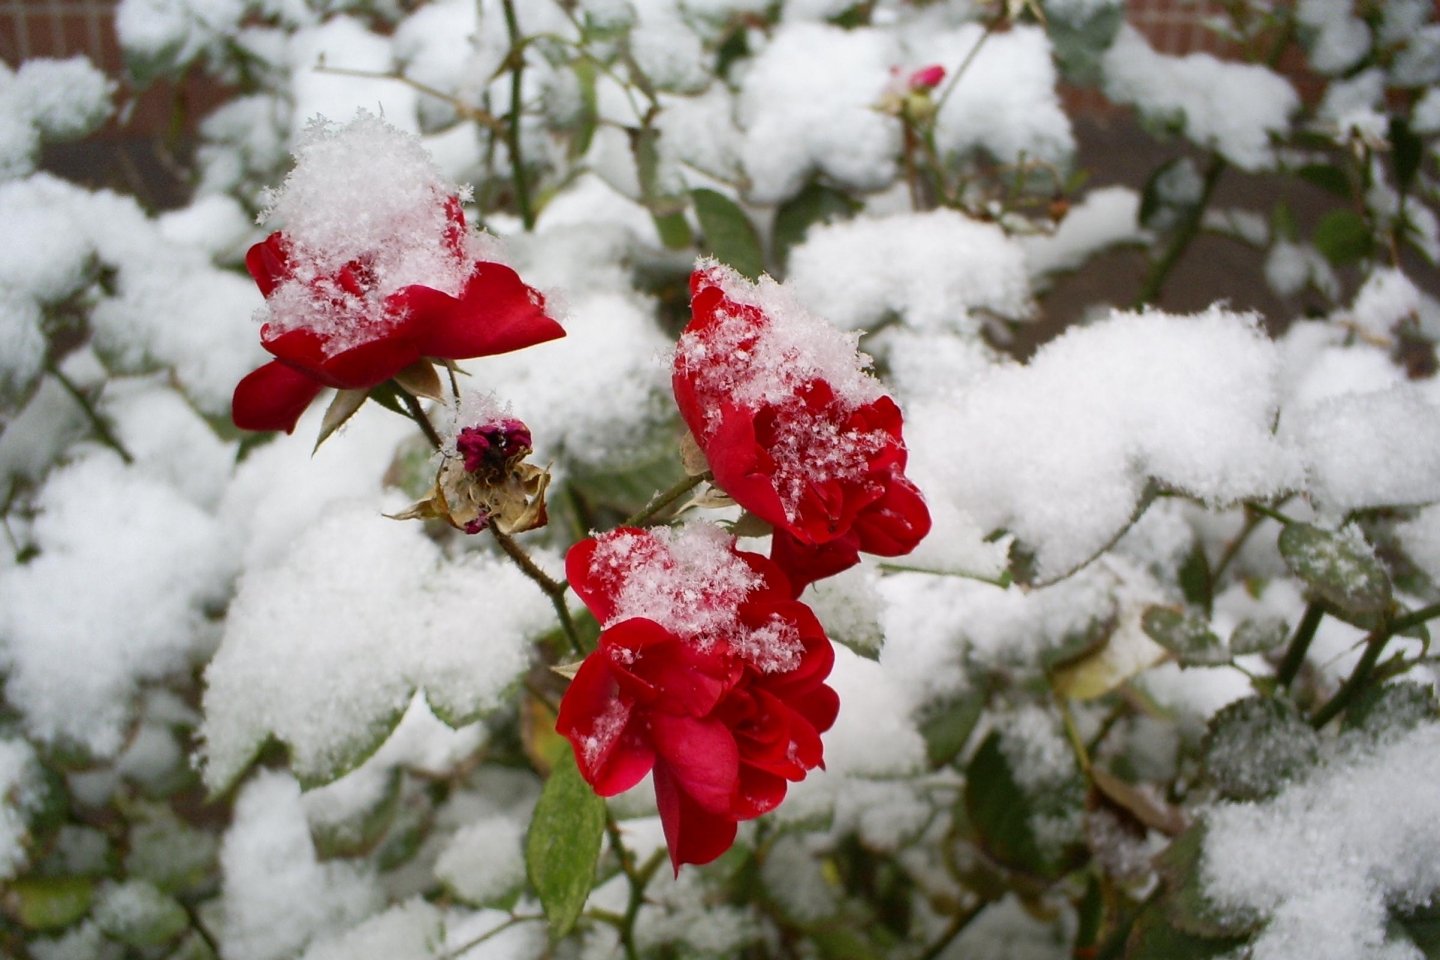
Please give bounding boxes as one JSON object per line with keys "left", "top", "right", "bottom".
{"left": 390, "top": 453, "right": 551, "bottom": 535}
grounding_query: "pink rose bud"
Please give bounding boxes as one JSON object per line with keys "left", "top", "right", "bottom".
{"left": 908, "top": 64, "right": 946, "bottom": 91}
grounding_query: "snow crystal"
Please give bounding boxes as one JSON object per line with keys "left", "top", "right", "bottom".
{"left": 1102, "top": 25, "right": 1298, "bottom": 171}
{"left": 785, "top": 209, "right": 1032, "bottom": 336}
{"left": 0, "top": 291, "right": 44, "bottom": 404}
{"left": 1020, "top": 186, "right": 1143, "bottom": 280}
{"left": 0, "top": 174, "right": 105, "bottom": 303}
{"left": 737, "top": 23, "right": 900, "bottom": 202}
{"left": 0, "top": 737, "right": 42, "bottom": 880}
{"left": 0, "top": 452, "right": 232, "bottom": 757}
{"left": 805, "top": 564, "right": 884, "bottom": 657}
{"left": 434, "top": 816, "right": 527, "bottom": 905}
{"left": 156, "top": 193, "right": 255, "bottom": 262}
{"left": 585, "top": 524, "right": 805, "bottom": 672}
{"left": 629, "top": 2, "right": 709, "bottom": 93}
{"left": 914, "top": 23, "right": 1075, "bottom": 167}
{"left": 1203, "top": 722, "right": 1440, "bottom": 960}
{"left": 906, "top": 306, "right": 1302, "bottom": 580}
{"left": 220, "top": 771, "right": 381, "bottom": 960}
{"left": 1265, "top": 240, "right": 1337, "bottom": 300}
{"left": 299, "top": 899, "right": 442, "bottom": 960}
{"left": 201, "top": 501, "right": 553, "bottom": 789}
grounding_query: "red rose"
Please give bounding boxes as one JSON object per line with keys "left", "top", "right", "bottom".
{"left": 672, "top": 264, "right": 930, "bottom": 593}
{"left": 232, "top": 197, "right": 564, "bottom": 434}
{"left": 556, "top": 525, "right": 839, "bottom": 871}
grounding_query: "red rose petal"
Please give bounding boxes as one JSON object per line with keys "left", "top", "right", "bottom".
{"left": 230, "top": 360, "right": 325, "bottom": 434}
{"left": 649, "top": 713, "right": 740, "bottom": 816}
{"left": 653, "top": 762, "right": 739, "bottom": 873}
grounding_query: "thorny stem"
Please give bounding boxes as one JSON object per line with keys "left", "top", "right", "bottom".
{"left": 500, "top": 0, "right": 536, "bottom": 231}
{"left": 402, "top": 391, "right": 445, "bottom": 450}
{"left": 492, "top": 527, "right": 584, "bottom": 655}
{"left": 47, "top": 363, "right": 133, "bottom": 464}
{"left": 1275, "top": 602, "right": 1325, "bottom": 689}
{"left": 1134, "top": 153, "right": 1228, "bottom": 307}
{"left": 621, "top": 472, "right": 706, "bottom": 528}
{"left": 1311, "top": 602, "right": 1440, "bottom": 728}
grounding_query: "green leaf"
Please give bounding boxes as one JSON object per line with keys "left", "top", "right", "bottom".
{"left": 964, "top": 732, "right": 1069, "bottom": 878}
{"left": 920, "top": 688, "right": 986, "bottom": 768}
{"left": 1312, "top": 209, "right": 1374, "bottom": 265}
{"left": 1126, "top": 899, "right": 1248, "bottom": 960}
{"left": 526, "top": 747, "right": 606, "bottom": 937}
{"left": 1389, "top": 116, "right": 1423, "bottom": 193}
{"left": 629, "top": 126, "right": 684, "bottom": 217}
{"left": 653, "top": 210, "right": 693, "bottom": 250}
{"left": 1142, "top": 606, "right": 1228, "bottom": 666}
{"left": 1228, "top": 616, "right": 1289, "bottom": 656}
{"left": 1045, "top": 0, "right": 1125, "bottom": 86}
{"left": 569, "top": 59, "right": 599, "bottom": 160}
{"left": 1295, "top": 163, "right": 1352, "bottom": 198}
{"left": 691, "top": 188, "right": 765, "bottom": 281}
{"left": 1342, "top": 679, "right": 1439, "bottom": 737}
{"left": 772, "top": 180, "right": 862, "bottom": 272}
{"left": 1395, "top": 899, "right": 1440, "bottom": 960}
{"left": 94, "top": 880, "right": 189, "bottom": 948}
{"left": 8, "top": 876, "right": 94, "bottom": 930}
{"left": 1178, "top": 544, "right": 1212, "bottom": 612}
{"left": 1202, "top": 696, "right": 1319, "bottom": 802}
{"left": 1278, "top": 523, "right": 1393, "bottom": 616}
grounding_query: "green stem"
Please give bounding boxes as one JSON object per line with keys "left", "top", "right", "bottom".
{"left": 876, "top": 562, "right": 1012, "bottom": 589}
{"left": 1134, "top": 153, "right": 1228, "bottom": 307}
{"left": 914, "top": 898, "right": 992, "bottom": 960}
{"left": 605, "top": 817, "right": 662, "bottom": 960}
{"left": 401, "top": 391, "right": 444, "bottom": 450}
{"left": 48, "top": 364, "right": 133, "bottom": 464}
{"left": 1210, "top": 507, "right": 1265, "bottom": 584}
{"left": 621, "top": 472, "right": 706, "bottom": 528}
{"left": 1245, "top": 500, "right": 1296, "bottom": 526}
{"left": 1310, "top": 630, "right": 1389, "bottom": 729}
{"left": 492, "top": 527, "right": 584, "bottom": 655}
{"left": 500, "top": 0, "right": 536, "bottom": 231}
{"left": 1311, "top": 601, "right": 1440, "bottom": 727}
{"left": 1275, "top": 602, "right": 1324, "bottom": 689}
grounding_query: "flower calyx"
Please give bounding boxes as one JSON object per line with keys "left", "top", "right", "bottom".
{"left": 391, "top": 416, "right": 550, "bottom": 536}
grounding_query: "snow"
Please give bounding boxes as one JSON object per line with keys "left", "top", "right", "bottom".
{"left": 201, "top": 500, "right": 553, "bottom": 788}
{"left": 1102, "top": 25, "right": 1299, "bottom": 171}
{"left": 906, "top": 305, "right": 1302, "bottom": 580}
{"left": 736, "top": 23, "right": 900, "bottom": 202}
{"left": 220, "top": 771, "right": 381, "bottom": 960}
{"left": 434, "top": 817, "right": 527, "bottom": 905}
{"left": 1020, "top": 186, "right": 1144, "bottom": 280}
{"left": 785, "top": 209, "right": 1033, "bottom": 336}
{"left": 1203, "top": 722, "right": 1440, "bottom": 960}
{"left": 0, "top": 451, "right": 232, "bottom": 757}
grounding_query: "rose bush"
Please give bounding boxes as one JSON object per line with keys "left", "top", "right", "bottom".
{"left": 674, "top": 265, "right": 931, "bottom": 591}
{"left": 556, "top": 525, "right": 839, "bottom": 869}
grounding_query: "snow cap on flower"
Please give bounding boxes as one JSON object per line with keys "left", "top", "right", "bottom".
{"left": 254, "top": 111, "right": 481, "bottom": 351}
{"left": 673, "top": 262, "right": 930, "bottom": 591}
{"left": 230, "top": 111, "right": 564, "bottom": 435}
